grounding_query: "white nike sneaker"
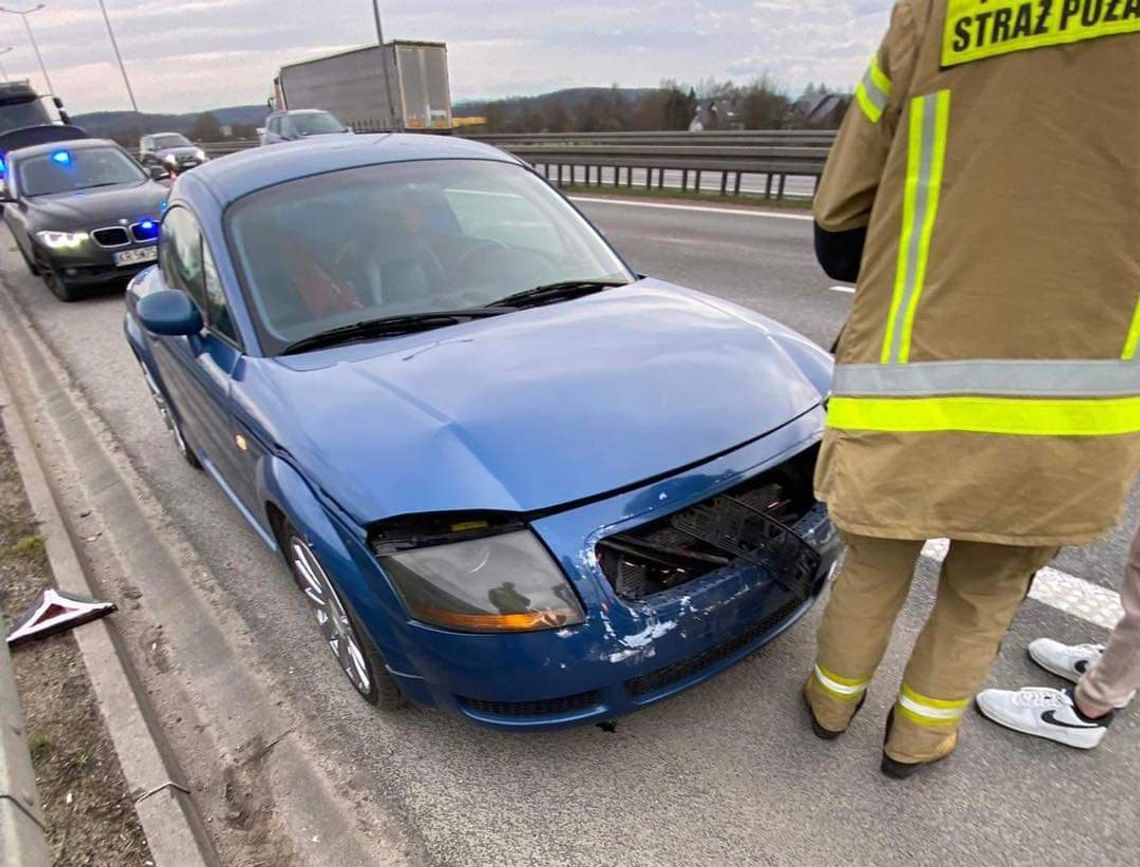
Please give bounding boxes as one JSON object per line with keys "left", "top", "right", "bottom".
{"left": 975, "top": 687, "right": 1111, "bottom": 750}
{"left": 1027, "top": 638, "right": 1104, "bottom": 683}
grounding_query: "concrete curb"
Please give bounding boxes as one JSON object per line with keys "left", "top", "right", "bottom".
{"left": 0, "top": 356, "right": 220, "bottom": 866}
{"left": 0, "top": 634, "right": 51, "bottom": 867}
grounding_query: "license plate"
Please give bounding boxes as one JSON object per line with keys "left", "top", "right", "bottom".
{"left": 114, "top": 246, "right": 157, "bottom": 267}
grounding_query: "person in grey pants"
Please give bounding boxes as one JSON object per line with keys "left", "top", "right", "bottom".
{"left": 976, "top": 526, "right": 1140, "bottom": 749}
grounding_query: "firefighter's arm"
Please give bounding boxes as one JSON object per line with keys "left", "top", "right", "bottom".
{"left": 814, "top": 1, "right": 919, "bottom": 282}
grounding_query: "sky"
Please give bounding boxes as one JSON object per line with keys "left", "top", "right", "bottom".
{"left": 7, "top": 0, "right": 895, "bottom": 115}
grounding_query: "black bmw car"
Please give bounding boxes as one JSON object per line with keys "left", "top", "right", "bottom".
{"left": 2, "top": 138, "right": 169, "bottom": 301}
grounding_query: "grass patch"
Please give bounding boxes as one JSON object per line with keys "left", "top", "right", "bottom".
{"left": 6, "top": 534, "right": 45, "bottom": 557}
{"left": 557, "top": 183, "right": 814, "bottom": 211}
{"left": 29, "top": 733, "right": 53, "bottom": 763}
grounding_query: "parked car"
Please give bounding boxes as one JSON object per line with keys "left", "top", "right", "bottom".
{"left": 139, "top": 132, "right": 209, "bottom": 174}
{"left": 3, "top": 137, "right": 169, "bottom": 301}
{"left": 123, "top": 134, "right": 840, "bottom": 729}
{"left": 260, "top": 109, "right": 351, "bottom": 145}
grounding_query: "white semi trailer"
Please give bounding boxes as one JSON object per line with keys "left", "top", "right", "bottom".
{"left": 273, "top": 41, "right": 452, "bottom": 132}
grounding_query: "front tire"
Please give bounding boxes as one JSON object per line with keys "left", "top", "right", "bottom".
{"left": 43, "top": 266, "right": 79, "bottom": 302}
{"left": 282, "top": 524, "right": 403, "bottom": 710}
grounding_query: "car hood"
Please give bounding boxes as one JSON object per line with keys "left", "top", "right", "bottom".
{"left": 30, "top": 182, "right": 168, "bottom": 229}
{"left": 246, "top": 280, "right": 829, "bottom": 524}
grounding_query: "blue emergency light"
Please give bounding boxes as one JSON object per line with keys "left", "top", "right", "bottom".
{"left": 50, "top": 149, "right": 72, "bottom": 166}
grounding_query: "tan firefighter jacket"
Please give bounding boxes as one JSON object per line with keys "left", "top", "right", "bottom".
{"left": 814, "top": 0, "right": 1140, "bottom": 545}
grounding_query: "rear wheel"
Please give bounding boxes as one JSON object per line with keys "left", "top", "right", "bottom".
{"left": 282, "top": 523, "right": 403, "bottom": 710}
{"left": 137, "top": 359, "right": 201, "bottom": 469}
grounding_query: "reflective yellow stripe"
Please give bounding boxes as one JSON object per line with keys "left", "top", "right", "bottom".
{"left": 1123, "top": 294, "right": 1140, "bottom": 361}
{"left": 882, "top": 91, "right": 951, "bottom": 365}
{"left": 900, "top": 683, "right": 969, "bottom": 711}
{"left": 868, "top": 56, "right": 891, "bottom": 97}
{"left": 897, "top": 684, "right": 968, "bottom": 727}
{"left": 855, "top": 55, "right": 892, "bottom": 124}
{"left": 898, "top": 91, "right": 949, "bottom": 364}
{"left": 813, "top": 664, "right": 869, "bottom": 702}
{"left": 943, "top": 0, "right": 1140, "bottom": 68}
{"left": 855, "top": 84, "right": 884, "bottom": 124}
{"left": 827, "top": 395, "right": 1140, "bottom": 437}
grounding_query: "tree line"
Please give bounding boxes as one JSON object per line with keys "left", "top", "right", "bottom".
{"left": 468, "top": 79, "right": 849, "bottom": 134}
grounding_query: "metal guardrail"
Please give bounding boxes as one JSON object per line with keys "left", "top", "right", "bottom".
{"left": 200, "top": 129, "right": 836, "bottom": 200}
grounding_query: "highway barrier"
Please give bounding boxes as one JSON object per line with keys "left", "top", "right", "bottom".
{"left": 199, "top": 129, "right": 837, "bottom": 200}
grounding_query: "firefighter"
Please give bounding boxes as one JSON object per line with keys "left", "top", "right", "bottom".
{"left": 806, "top": 0, "right": 1140, "bottom": 778}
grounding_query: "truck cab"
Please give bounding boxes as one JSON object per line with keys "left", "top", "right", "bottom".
{"left": 0, "top": 81, "right": 68, "bottom": 135}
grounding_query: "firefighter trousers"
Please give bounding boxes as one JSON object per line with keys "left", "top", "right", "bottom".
{"left": 806, "top": 532, "right": 1058, "bottom": 764}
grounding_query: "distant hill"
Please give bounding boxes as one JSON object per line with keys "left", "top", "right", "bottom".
{"left": 70, "top": 104, "right": 269, "bottom": 143}
{"left": 453, "top": 87, "right": 656, "bottom": 117}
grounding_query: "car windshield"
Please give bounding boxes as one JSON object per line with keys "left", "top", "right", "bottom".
{"left": 0, "top": 100, "right": 52, "bottom": 135}
{"left": 152, "top": 134, "right": 191, "bottom": 149}
{"left": 19, "top": 146, "right": 146, "bottom": 196}
{"left": 291, "top": 113, "right": 347, "bottom": 135}
{"left": 228, "top": 159, "right": 634, "bottom": 354}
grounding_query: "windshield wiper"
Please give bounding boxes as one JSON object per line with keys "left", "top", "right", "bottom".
{"left": 488, "top": 280, "right": 629, "bottom": 309}
{"left": 281, "top": 309, "right": 510, "bottom": 356}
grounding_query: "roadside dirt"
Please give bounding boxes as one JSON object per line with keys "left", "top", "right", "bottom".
{"left": 0, "top": 416, "right": 153, "bottom": 866}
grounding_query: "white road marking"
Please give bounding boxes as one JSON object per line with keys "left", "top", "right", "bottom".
{"left": 569, "top": 196, "right": 815, "bottom": 222}
{"left": 921, "top": 539, "right": 1124, "bottom": 630}
{"left": 828, "top": 285, "right": 856, "bottom": 294}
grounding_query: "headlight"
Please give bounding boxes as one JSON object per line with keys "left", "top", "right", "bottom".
{"left": 163, "top": 154, "right": 179, "bottom": 166}
{"left": 379, "top": 530, "right": 586, "bottom": 633}
{"left": 194, "top": 149, "right": 208, "bottom": 161}
{"left": 36, "top": 230, "right": 88, "bottom": 250}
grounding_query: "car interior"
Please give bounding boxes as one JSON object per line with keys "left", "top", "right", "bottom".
{"left": 229, "top": 162, "right": 628, "bottom": 348}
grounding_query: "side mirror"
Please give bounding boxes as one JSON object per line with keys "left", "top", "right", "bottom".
{"left": 137, "top": 290, "right": 202, "bottom": 336}
{"left": 148, "top": 165, "right": 171, "bottom": 180}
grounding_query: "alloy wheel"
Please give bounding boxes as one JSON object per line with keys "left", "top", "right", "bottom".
{"left": 288, "top": 536, "right": 373, "bottom": 697}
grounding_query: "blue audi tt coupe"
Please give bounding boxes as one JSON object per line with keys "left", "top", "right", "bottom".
{"left": 123, "top": 133, "right": 840, "bottom": 729}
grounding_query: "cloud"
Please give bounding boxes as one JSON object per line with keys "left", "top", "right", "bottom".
{"left": 2, "top": 0, "right": 893, "bottom": 114}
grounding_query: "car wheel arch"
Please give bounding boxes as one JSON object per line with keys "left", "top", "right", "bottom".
{"left": 259, "top": 457, "right": 416, "bottom": 678}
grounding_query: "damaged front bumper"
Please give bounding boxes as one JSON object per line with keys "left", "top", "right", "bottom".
{"left": 381, "top": 407, "right": 841, "bottom": 730}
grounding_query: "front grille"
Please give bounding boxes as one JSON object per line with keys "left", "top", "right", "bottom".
{"left": 597, "top": 446, "right": 819, "bottom": 601}
{"left": 625, "top": 597, "right": 803, "bottom": 697}
{"left": 458, "top": 690, "right": 602, "bottom": 718}
{"left": 91, "top": 226, "right": 129, "bottom": 247}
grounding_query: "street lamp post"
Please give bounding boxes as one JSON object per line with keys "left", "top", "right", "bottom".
{"left": 0, "top": 46, "right": 12, "bottom": 82}
{"left": 0, "top": 4, "right": 52, "bottom": 93}
{"left": 371, "top": 0, "right": 384, "bottom": 44}
{"left": 96, "top": 0, "right": 138, "bottom": 112}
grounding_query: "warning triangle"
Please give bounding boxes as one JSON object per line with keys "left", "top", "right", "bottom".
{"left": 6, "top": 588, "right": 117, "bottom": 647}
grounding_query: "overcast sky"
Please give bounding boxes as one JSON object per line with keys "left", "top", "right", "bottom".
{"left": 11, "top": 0, "right": 894, "bottom": 114}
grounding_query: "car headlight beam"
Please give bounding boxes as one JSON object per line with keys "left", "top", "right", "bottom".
{"left": 36, "top": 230, "right": 89, "bottom": 250}
{"left": 379, "top": 530, "right": 586, "bottom": 634}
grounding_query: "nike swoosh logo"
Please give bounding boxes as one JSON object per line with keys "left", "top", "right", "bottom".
{"left": 1041, "top": 710, "right": 1100, "bottom": 730}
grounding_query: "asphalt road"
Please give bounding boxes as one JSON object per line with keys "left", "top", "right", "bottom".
{"left": 3, "top": 200, "right": 1137, "bottom": 867}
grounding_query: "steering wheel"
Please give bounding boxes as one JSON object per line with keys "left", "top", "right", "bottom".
{"left": 447, "top": 239, "right": 509, "bottom": 286}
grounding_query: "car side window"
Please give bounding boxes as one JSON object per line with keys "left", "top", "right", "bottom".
{"left": 280, "top": 117, "right": 295, "bottom": 138}
{"left": 161, "top": 206, "right": 241, "bottom": 346}
{"left": 202, "top": 244, "right": 238, "bottom": 344}
{"left": 268, "top": 116, "right": 280, "bottom": 134}
{"left": 160, "top": 207, "right": 207, "bottom": 312}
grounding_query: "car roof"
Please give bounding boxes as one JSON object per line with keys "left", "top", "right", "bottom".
{"left": 8, "top": 137, "right": 122, "bottom": 161}
{"left": 181, "top": 133, "right": 522, "bottom": 204}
